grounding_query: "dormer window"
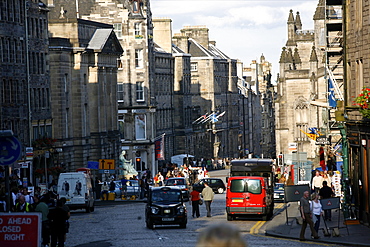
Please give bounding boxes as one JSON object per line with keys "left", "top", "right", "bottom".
{"left": 131, "top": 0, "right": 141, "bottom": 14}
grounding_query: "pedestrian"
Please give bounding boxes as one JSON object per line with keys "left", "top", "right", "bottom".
{"left": 299, "top": 191, "right": 319, "bottom": 241}
{"left": 15, "top": 195, "right": 34, "bottom": 212}
{"left": 34, "top": 195, "right": 50, "bottom": 247}
{"left": 139, "top": 175, "right": 146, "bottom": 199}
{"left": 196, "top": 223, "right": 247, "bottom": 247}
{"left": 59, "top": 197, "right": 70, "bottom": 242}
{"left": 311, "top": 170, "right": 323, "bottom": 193}
{"left": 109, "top": 180, "right": 115, "bottom": 192}
{"left": 201, "top": 182, "right": 214, "bottom": 217}
{"left": 319, "top": 180, "right": 335, "bottom": 221}
{"left": 311, "top": 192, "right": 323, "bottom": 234}
{"left": 158, "top": 172, "right": 164, "bottom": 186}
{"left": 101, "top": 182, "right": 109, "bottom": 200}
{"left": 190, "top": 188, "right": 201, "bottom": 218}
{"left": 48, "top": 199, "right": 69, "bottom": 247}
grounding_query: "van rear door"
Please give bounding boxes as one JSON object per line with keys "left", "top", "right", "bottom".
{"left": 227, "top": 178, "right": 264, "bottom": 214}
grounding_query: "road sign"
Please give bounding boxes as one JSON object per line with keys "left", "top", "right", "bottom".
{"left": 0, "top": 213, "right": 41, "bottom": 247}
{"left": 0, "top": 136, "right": 22, "bottom": 166}
{"left": 99, "top": 159, "right": 115, "bottom": 170}
{"left": 25, "top": 147, "right": 33, "bottom": 161}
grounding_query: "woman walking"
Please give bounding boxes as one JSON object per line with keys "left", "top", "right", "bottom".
{"left": 190, "top": 188, "right": 201, "bottom": 218}
{"left": 311, "top": 192, "right": 323, "bottom": 235}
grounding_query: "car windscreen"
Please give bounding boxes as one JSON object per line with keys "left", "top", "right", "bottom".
{"left": 274, "top": 184, "right": 284, "bottom": 191}
{"left": 230, "top": 179, "right": 261, "bottom": 194}
{"left": 165, "top": 179, "right": 185, "bottom": 186}
{"left": 151, "top": 190, "right": 182, "bottom": 203}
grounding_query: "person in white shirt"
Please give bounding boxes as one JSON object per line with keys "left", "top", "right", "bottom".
{"left": 311, "top": 170, "right": 323, "bottom": 193}
{"left": 311, "top": 192, "right": 323, "bottom": 235}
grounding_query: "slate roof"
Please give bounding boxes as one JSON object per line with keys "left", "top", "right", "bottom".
{"left": 87, "top": 29, "right": 113, "bottom": 50}
{"left": 172, "top": 44, "right": 185, "bottom": 54}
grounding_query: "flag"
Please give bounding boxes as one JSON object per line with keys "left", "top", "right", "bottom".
{"left": 328, "top": 77, "right": 337, "bottom": 108}
{"left": 217, "top": 111, "right": 226, "bottom": 118}
{"left": 300, "top": 129, "right": 319, "bottom": 141}
{"left": 192, "top": 112, "right": 208, "bottom": 124}
{"left": 210, "top": 113, "right": 218, "bottom": 123}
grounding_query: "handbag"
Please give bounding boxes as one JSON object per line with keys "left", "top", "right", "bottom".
{"left": 198, "top": 199, "right": 203, "bottom": 205}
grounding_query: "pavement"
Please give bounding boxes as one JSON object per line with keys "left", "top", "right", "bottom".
{"left": 265, "top": 202, "right": 370, "bottom": 246}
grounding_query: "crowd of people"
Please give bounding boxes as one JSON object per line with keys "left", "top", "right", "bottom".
{"left": 299, "top": 169, "right": 336, "bottom": 241}
{"left": 0, "top": 180, "right": 70, "bottom": 247}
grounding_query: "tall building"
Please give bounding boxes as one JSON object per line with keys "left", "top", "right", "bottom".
{"left": 0, "top": 0, "right": 51, "bottom": 181}
{"left": 343, "top": 0, "right": 370, "bottom": 224}
{"left": 48, "top": 7, "right": 123, "bottom": 174}
{"left": 172, "top": 26, "right": 241, "bottom": 160}
{"left": 244, "top": 55, "right": 276, "bottom": 158}
{"left": 47, "top": 0, "right": 157, "bottom": 174}
{"left": 276, "top": 7, "right": 327, "bottom": 166}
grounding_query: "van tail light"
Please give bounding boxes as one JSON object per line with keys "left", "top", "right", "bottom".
{"left": 262, "top": 197, "right": 266, "bottom": 206}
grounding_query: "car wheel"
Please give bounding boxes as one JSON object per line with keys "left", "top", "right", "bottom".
{"left": 227, "top": 214, "right": 233, "bottom": 221}
{"left": 179, "top": 222, "right": 187, "bottom": 228}
{"left": 217, "top": 187, "right": 224, "bottom": 194}
{"left": 146, "top": 220, "right": 154, "bottom": 229}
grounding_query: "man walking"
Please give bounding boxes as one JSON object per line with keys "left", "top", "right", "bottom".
{"left": 201, "top": 182, "right": 214, "bottom": 217}
{"left": 299, "top": 191, "right": 319, "bottom": 241}
{"left": 319, "top": 180, "right": 335, "bottom": 221}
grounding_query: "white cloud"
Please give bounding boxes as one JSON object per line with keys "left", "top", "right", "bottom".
{"left": 152, "top": 0, "right": 319, "bottom": 77}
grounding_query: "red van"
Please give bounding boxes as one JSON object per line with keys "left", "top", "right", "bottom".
{"left": 226, "top": 176, "right": 274, "bottom": 221}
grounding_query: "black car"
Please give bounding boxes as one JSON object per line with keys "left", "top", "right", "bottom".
{"left": 192, "top": 178, "right": 226, "bottom": 194}
{"left": 164, "top": 177, "right": 190, "bottom": 200}
{"left": 145, "top": 186, "right": 187, "bottom": 229}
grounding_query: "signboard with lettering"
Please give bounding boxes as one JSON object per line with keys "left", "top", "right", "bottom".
{"left": 315, "top": 135, "right": 330, "bottom": 145}
{"left": 0, "top": 213, "right": 41, "bottom": 247}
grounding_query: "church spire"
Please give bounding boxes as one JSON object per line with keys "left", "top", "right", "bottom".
{"left": 286, "top": 9, "right": 297, "bottom": 46}
{"left": 295, "top": 11, "right": 302, "bottom": 30}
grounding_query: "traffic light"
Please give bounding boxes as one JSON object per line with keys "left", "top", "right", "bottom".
{"left": 135, "top": 157, "right": 141, "bottom": 171}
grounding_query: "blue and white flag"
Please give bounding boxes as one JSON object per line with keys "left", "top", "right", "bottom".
{"left": 328, "top": 77, "right": 337, "bottom": 108}
{"left": 210, "top": 113, "right": 218, "bottom": 123}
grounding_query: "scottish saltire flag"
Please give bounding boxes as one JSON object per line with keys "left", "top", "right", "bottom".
{"left": 328, "top": 77, "right": 337, "bottom": 108}
{"left": 210, "top": 113, "right": 218, "bottom": 123}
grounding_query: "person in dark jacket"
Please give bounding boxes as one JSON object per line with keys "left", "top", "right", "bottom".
{"left": 48, "top": 199, "right": 69, "bottom": 247}
{"left": 319, "top": 180, "right": 335, "bottom": 221}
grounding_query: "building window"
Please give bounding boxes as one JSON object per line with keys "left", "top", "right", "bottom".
{"left": 135, "top": 49, "right": 143, "bottom": 68}
{"left": 135, "top": 114, "right": 146, "bottom": 140}
{"left": 117, "top": 83, "right": 124, "bottom": 102}
{"left": 134, "top": 23, "right": 143, "bottom": 39}
{"left": 113, "top": 23, "right": 122, "bottom": 39}
{"left": 136, "top": 81, "right": 144, "bottom": 101}
{"left": 191, "top": 62, "right": 198, "bottom": 71}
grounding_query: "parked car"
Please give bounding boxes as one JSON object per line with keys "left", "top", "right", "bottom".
{"left": 164, "top": 178, "right": 190, "bottom": 200}
{"left": 122, "top": 180, "right": 140, "bottom": 199}
{"left": 145, "top": 186, "right": 187, "bottom": 229}
{"left": 274, "top": 183, "right": 285, "bottom": 202}
{"left": 192, "top": 178, "right": 226, "bottom": 194}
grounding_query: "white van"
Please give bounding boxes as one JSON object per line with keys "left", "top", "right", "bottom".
{"left": 57, "top": 172, "right": 95, "bottom": 212}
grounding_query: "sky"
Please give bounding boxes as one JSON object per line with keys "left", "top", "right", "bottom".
{"left": 151, "top": 0, "right": 319, "bottom": 79}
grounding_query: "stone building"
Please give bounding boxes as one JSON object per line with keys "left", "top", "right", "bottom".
{"left": 47, "top": 0, "right": 157, "bottom": 174}
{"left": 276, "top": 7, "right": 327, "bottom": 164}
{"left": 244, "top": 55, "right": 276, "bottom": 158}
{"left": 172, "top": 26, "right": 241, "bottom": 160}
{"left": 48, "top": 12, "right": 123, "bottom": 173}
{"left": 0, "top": 0, "right": 51, "bottom": 180}
{"left": 343, "top": 0, "right": 370, "bottom": 225}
